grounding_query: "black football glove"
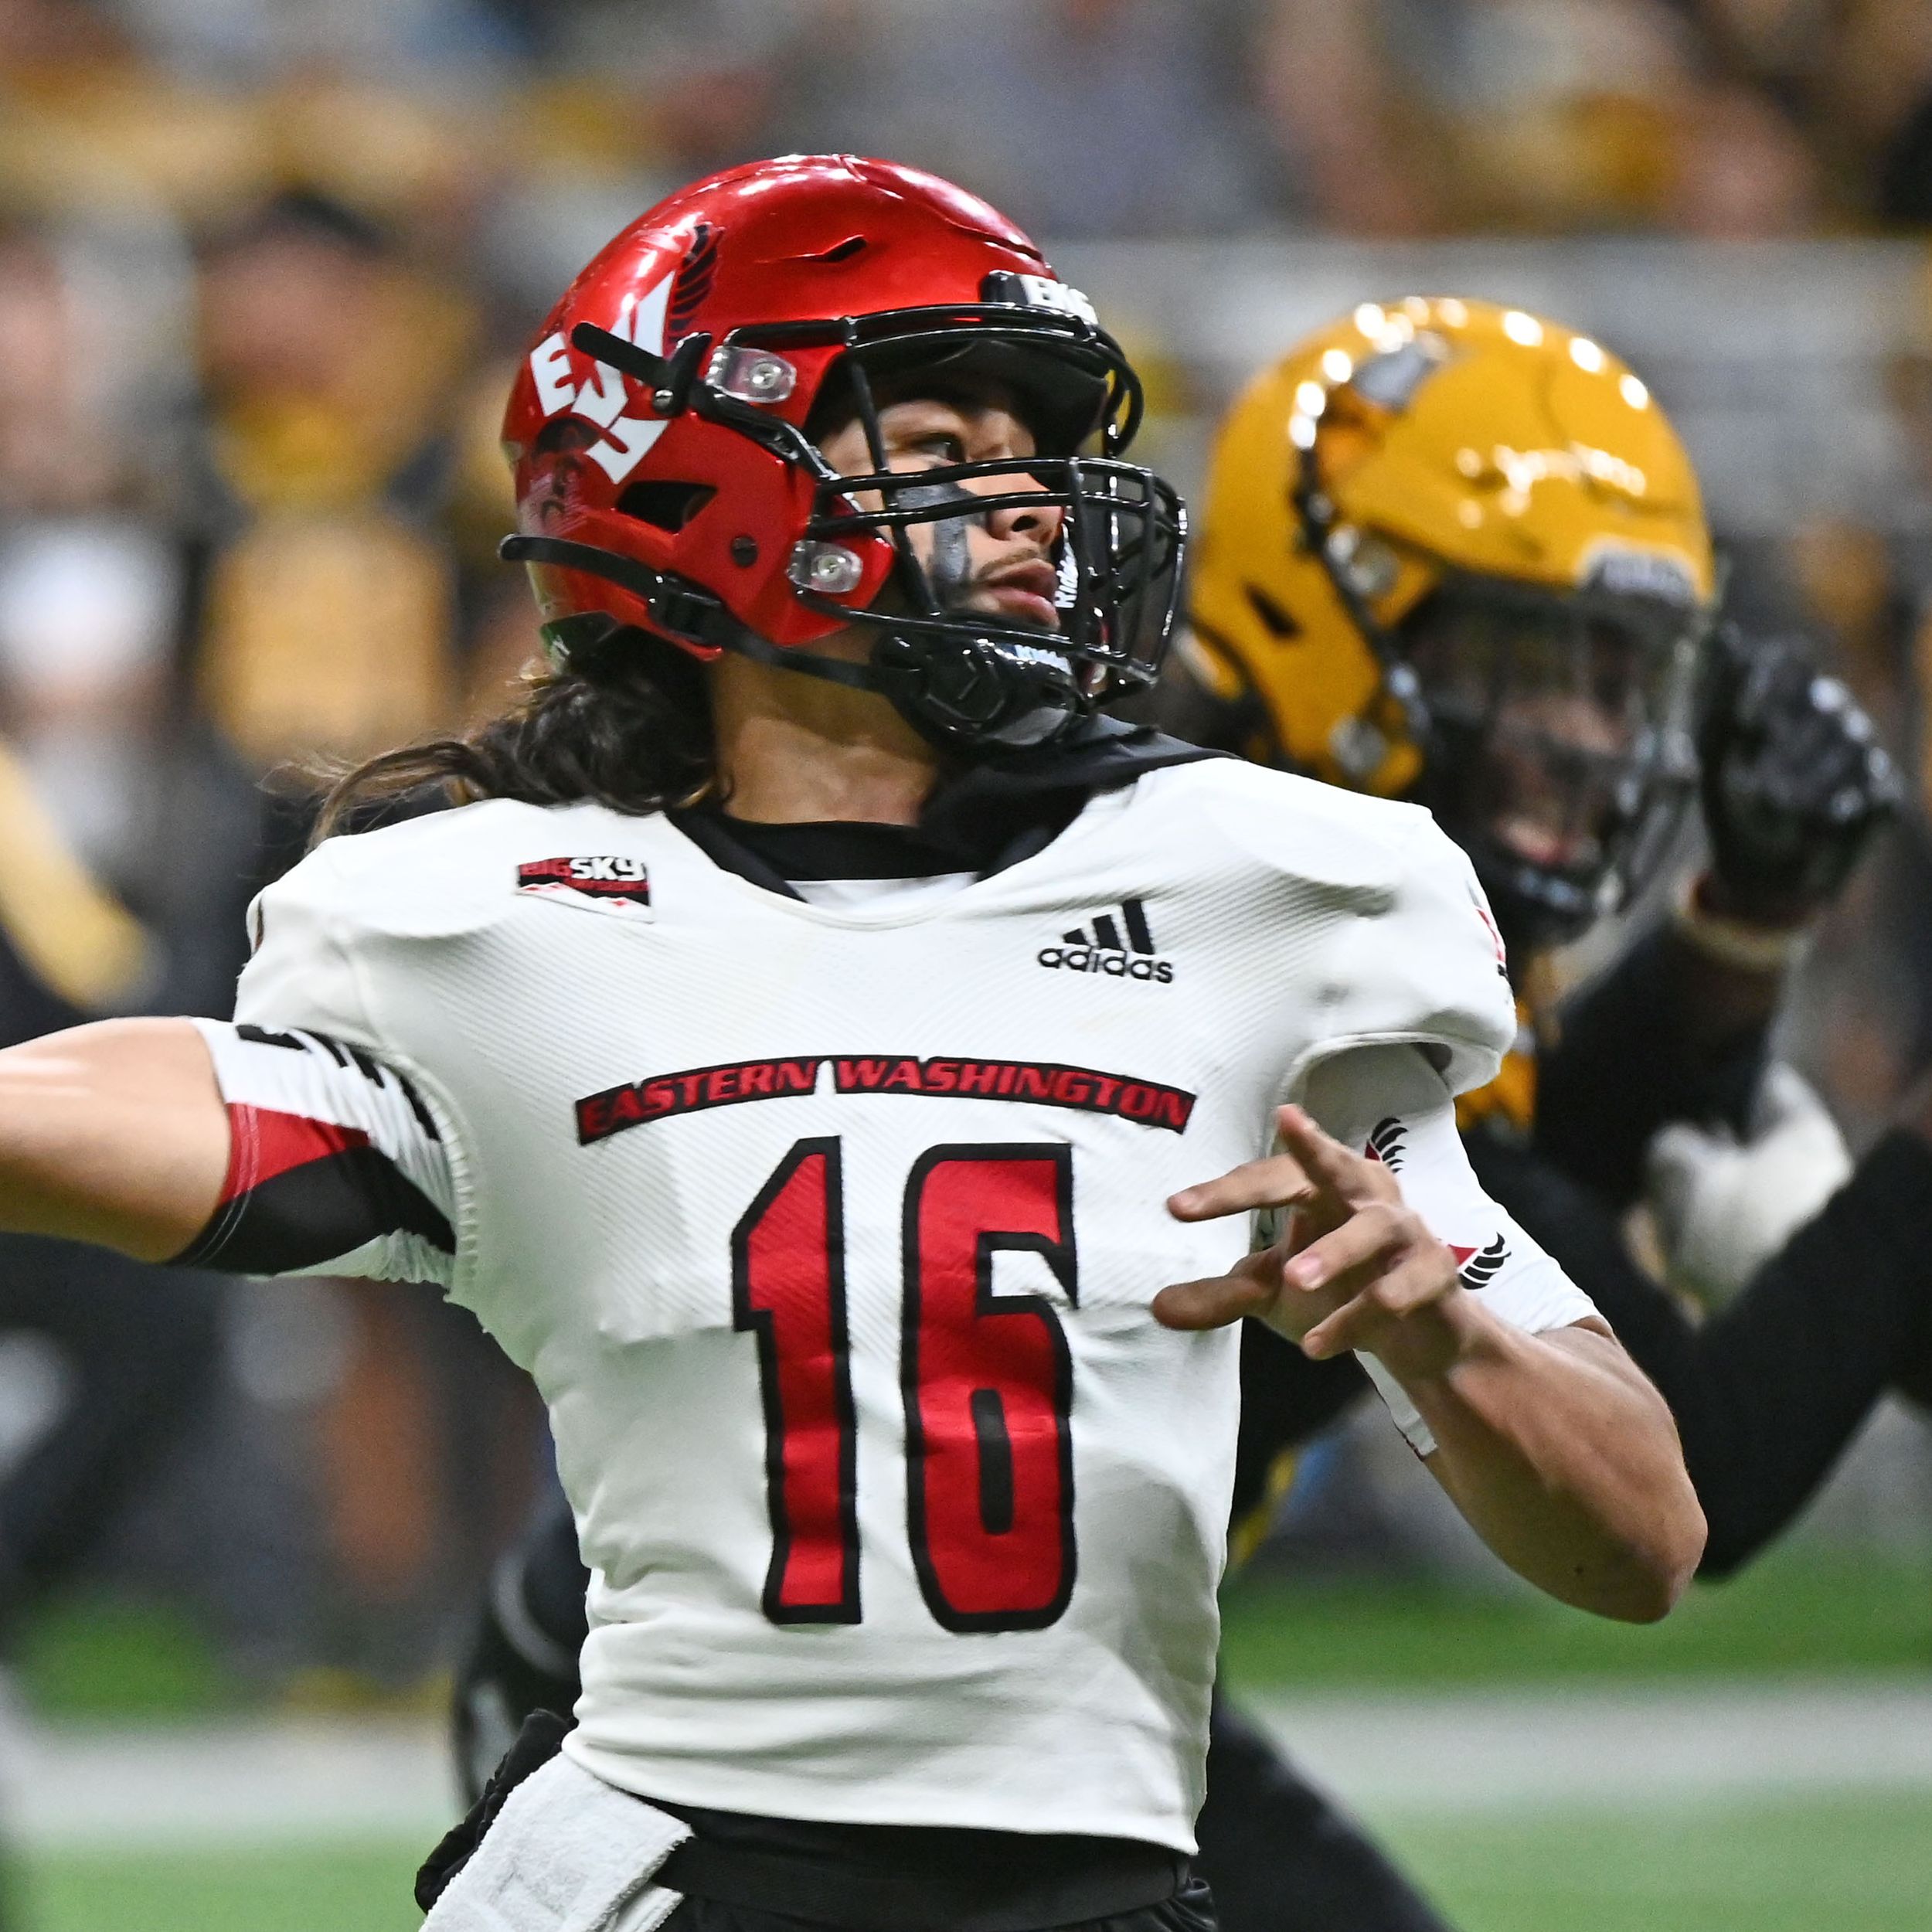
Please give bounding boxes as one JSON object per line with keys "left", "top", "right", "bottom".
{"left": 417, "top": 1707, "right": 572, "bottom": 1910}
{"left": 1696, "top": 624, "right": 1900, "bottom": 923}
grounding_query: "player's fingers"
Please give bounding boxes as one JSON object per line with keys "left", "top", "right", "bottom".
{"left": 1299, "top": 1253, "right": 1456, "bottom": 1359}
{"left": 1168, "top": 1152, "right": 1314, "bottom": 1221}
{"left": 1275, "top": 1105, "right": 1397, "bottom": 1209}
{"left": 1279, "top": 1202, "right": 1405, "bottom": 1294}
{"left": 1368, "top": 1238, "right": 1460, "bottom": 1318}
{"left": 1151, "top": 1265, "right": 1277, "bottom": 1331}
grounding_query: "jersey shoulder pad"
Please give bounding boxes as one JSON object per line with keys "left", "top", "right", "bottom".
{"left": 1304, "top": 808, "right": 1513, "bottom": 1096}
{"left": 305, "top": 797, "right": 613, "bottom": 927}
{"left": 236, "top": 798, "right": 620, "bottom": 1032}
{"left": 1141, "top": 757, "right": 1442, "bottom": 894}
{"left": 1142, "top": 764, "right": 1513, "bottom": 1094}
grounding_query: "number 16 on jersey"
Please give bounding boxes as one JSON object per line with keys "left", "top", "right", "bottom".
{"left": 732, "top": 1138, "right": 1079, "bottom": 1633}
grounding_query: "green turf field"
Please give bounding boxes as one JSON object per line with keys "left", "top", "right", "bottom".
{"left": 18, "top": 1794, "right": 1931, "bottom": 1932}
{"left": 22, "top": 1842, "right": 427, "bottom": 1931}
{"left": 1217, "top": 1544, "right": 1932, "bottom": 1687}
{"left": 1377, "top": 1794, "right": 1932, "bottom": 1932}
{"left": 19, "top": 1543, "right": 1927, "bottom": 1719}
{"left": 12, "top": 1549, "right": 1925, "bottom": 1928}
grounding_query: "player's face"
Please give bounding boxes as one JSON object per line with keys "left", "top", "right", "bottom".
{"left": 1406, "top": 591, "right": 1682, "bottom": 876}
{"left": 817, "top": 389, "right": 1066, "bottom": 634}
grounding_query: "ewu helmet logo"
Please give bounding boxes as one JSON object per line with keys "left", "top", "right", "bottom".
{"left": 666, "top": 223, "right": 720, "bottom": 338}
{"left": 1038, "top": 898, "right": 1173, "bottom": 983}
{"left": 1364, "top": 1118, "right": 1406, "bottom": 1170}
{"left": 516, "top": 855, "right": 653, "bottom": 917}
{"left": 525, "top": 266, "right": 675, "bottom": 484}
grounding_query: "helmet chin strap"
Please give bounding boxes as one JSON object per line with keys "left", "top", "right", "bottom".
{"left": 503, "top": 532, "right": 1079, "bottom": 753}
{"left": 505, "top": 532, "right": 904, "bottom": 699}
{"left": 679, "top": 619, "right": 1084, "bottom": 757}
{"left": 712, "top": 623, "right": 898, "bottom": 694}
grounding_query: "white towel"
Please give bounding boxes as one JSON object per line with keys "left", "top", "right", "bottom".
{"left": 423, "top": 1753, "right": 691, "bottom": 1932}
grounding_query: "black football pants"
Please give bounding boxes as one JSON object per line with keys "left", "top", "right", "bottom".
{"left": 658, "top": 1880, "right": 1219, "bottom": 1932}
{"left": 1196, "top": 1698, "right": 1452, "bottom": 1932}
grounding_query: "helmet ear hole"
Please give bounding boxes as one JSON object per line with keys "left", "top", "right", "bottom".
{"left": 1244, "top": 586, "right": 1299, "bottom": 640}
{"left": 616, "top": 481, "right": 716, "bottom": 532}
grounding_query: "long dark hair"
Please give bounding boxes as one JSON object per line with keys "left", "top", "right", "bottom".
{"left": 311, "top": 622, "right": 714, "bottom": 844}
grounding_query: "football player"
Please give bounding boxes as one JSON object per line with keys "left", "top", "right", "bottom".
{"left": 446, "top": 287, "right": 1914, "bottom": 1932}
{"left": 0, "top": 172, "right": 1701, "bottom": 1932}
{"left": 1171, "top": 298, "right": 1917, "bottom": 1932}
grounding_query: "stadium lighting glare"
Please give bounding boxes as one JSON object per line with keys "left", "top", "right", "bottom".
{"left": 1352, "top": 302, "right": 1386, "bottom": 338}
{"left": 1620, "top": 372, "right": 1650, "bottom": 409}
{"left": 1294, "top": 380, "right": 1327, "bottom": 417}
{"left": 1288, "top": 413, "right": 1317, "bottom": 448}
{"left": 1502, "top": 310, "right": 1543, "bottom": 347}
{"left": 1320, "top": 348, "right": 1353, "bottom": 383}
{"left": 1569, "top": 337, "right": 1606, "bottom": 373}
{"left": 1436, "top": 297, "right": 1468, "bottom": 325}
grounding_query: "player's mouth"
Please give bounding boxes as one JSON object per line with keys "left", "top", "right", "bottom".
{"left": 1492, "top": 810, "right": 1603, "bottom": 873}
{"left": 974, "top": 560, "right": 1062, "bottom": 631}
{"left": 1478, "top": 720, "right": 1626, "bottom": 876}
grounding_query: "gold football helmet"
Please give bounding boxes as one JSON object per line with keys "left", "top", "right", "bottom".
{"left": 1188, "top": 296, "right": 1715, "bottom": 944}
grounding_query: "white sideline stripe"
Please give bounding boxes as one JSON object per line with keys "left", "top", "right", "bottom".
{"left": 1248, "top": 1676, "right": 1932, "bottom": 1815}
{"left": 1, "top": 1719, "right": 457, "bottom": 1850}
{"left": 0, "top": 1680, "right": 1927, "bottom": 1850}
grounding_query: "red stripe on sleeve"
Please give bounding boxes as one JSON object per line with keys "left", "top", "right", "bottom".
{"left": 223, "top": 1104, "right": 372, "bottom": 1203}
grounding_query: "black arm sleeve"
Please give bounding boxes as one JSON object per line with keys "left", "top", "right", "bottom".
{"left": 1230, "top": 1324, "right": 1368, "bottom": 1530}
{"left": 1468, "top": 1128, "right": 1932, "bottom": 1576}
{"left": 1533, "top": 921, "right": 1772, "bottom": 1208}
{"left": 452, "top": 1491, "right": 587, "bottom": 1804}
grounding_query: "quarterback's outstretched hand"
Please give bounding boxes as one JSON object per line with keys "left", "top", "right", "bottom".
{"left": 1156, "top": 1106, "right": 1463, "bottom": 1370}
{"left": 1159, "top": 1097, "right": 1704, "bottom": 1622}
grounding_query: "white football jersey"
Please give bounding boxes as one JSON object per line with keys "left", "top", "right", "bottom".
{"left": 226, "top": 759, "right": 1591, "bottom": 1849}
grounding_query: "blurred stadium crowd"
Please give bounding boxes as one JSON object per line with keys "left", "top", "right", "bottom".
{"left": 1, "top": 0, "right": 1930, "bottom": 1699}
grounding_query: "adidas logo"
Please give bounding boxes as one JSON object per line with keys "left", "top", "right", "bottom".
{"left": 1037, "top": 898, "right": 1174, "bottom": 982}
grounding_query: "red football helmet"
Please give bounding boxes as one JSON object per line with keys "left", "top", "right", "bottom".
{"left": 499, "top": 155, "right": 1185, "bottom": 753}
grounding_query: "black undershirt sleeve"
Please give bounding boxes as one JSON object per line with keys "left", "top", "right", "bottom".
{"left": 1467, "top": 1126, "right": 1932, "bottom": 1575}
{"left": 172, "top": 1022, "right": 455, "bottom": 1281}
{"left": 1230, "top": 1326, "right": 1366, "bottom": 1527}
{"left": 1533, "top": 920, "right": 1770, "bottom": 1209}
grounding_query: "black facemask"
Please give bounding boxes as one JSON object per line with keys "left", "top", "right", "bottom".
{"left": 1400, "top": 580, "right": 1704, "bottom": 950}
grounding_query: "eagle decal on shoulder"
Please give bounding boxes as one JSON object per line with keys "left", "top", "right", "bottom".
{"left": 1364, "top": 1117, "right": 1406, "bottom": 1171}
{"left": 1450, "top": 1234, "right": 1509, "bottom": 1290}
